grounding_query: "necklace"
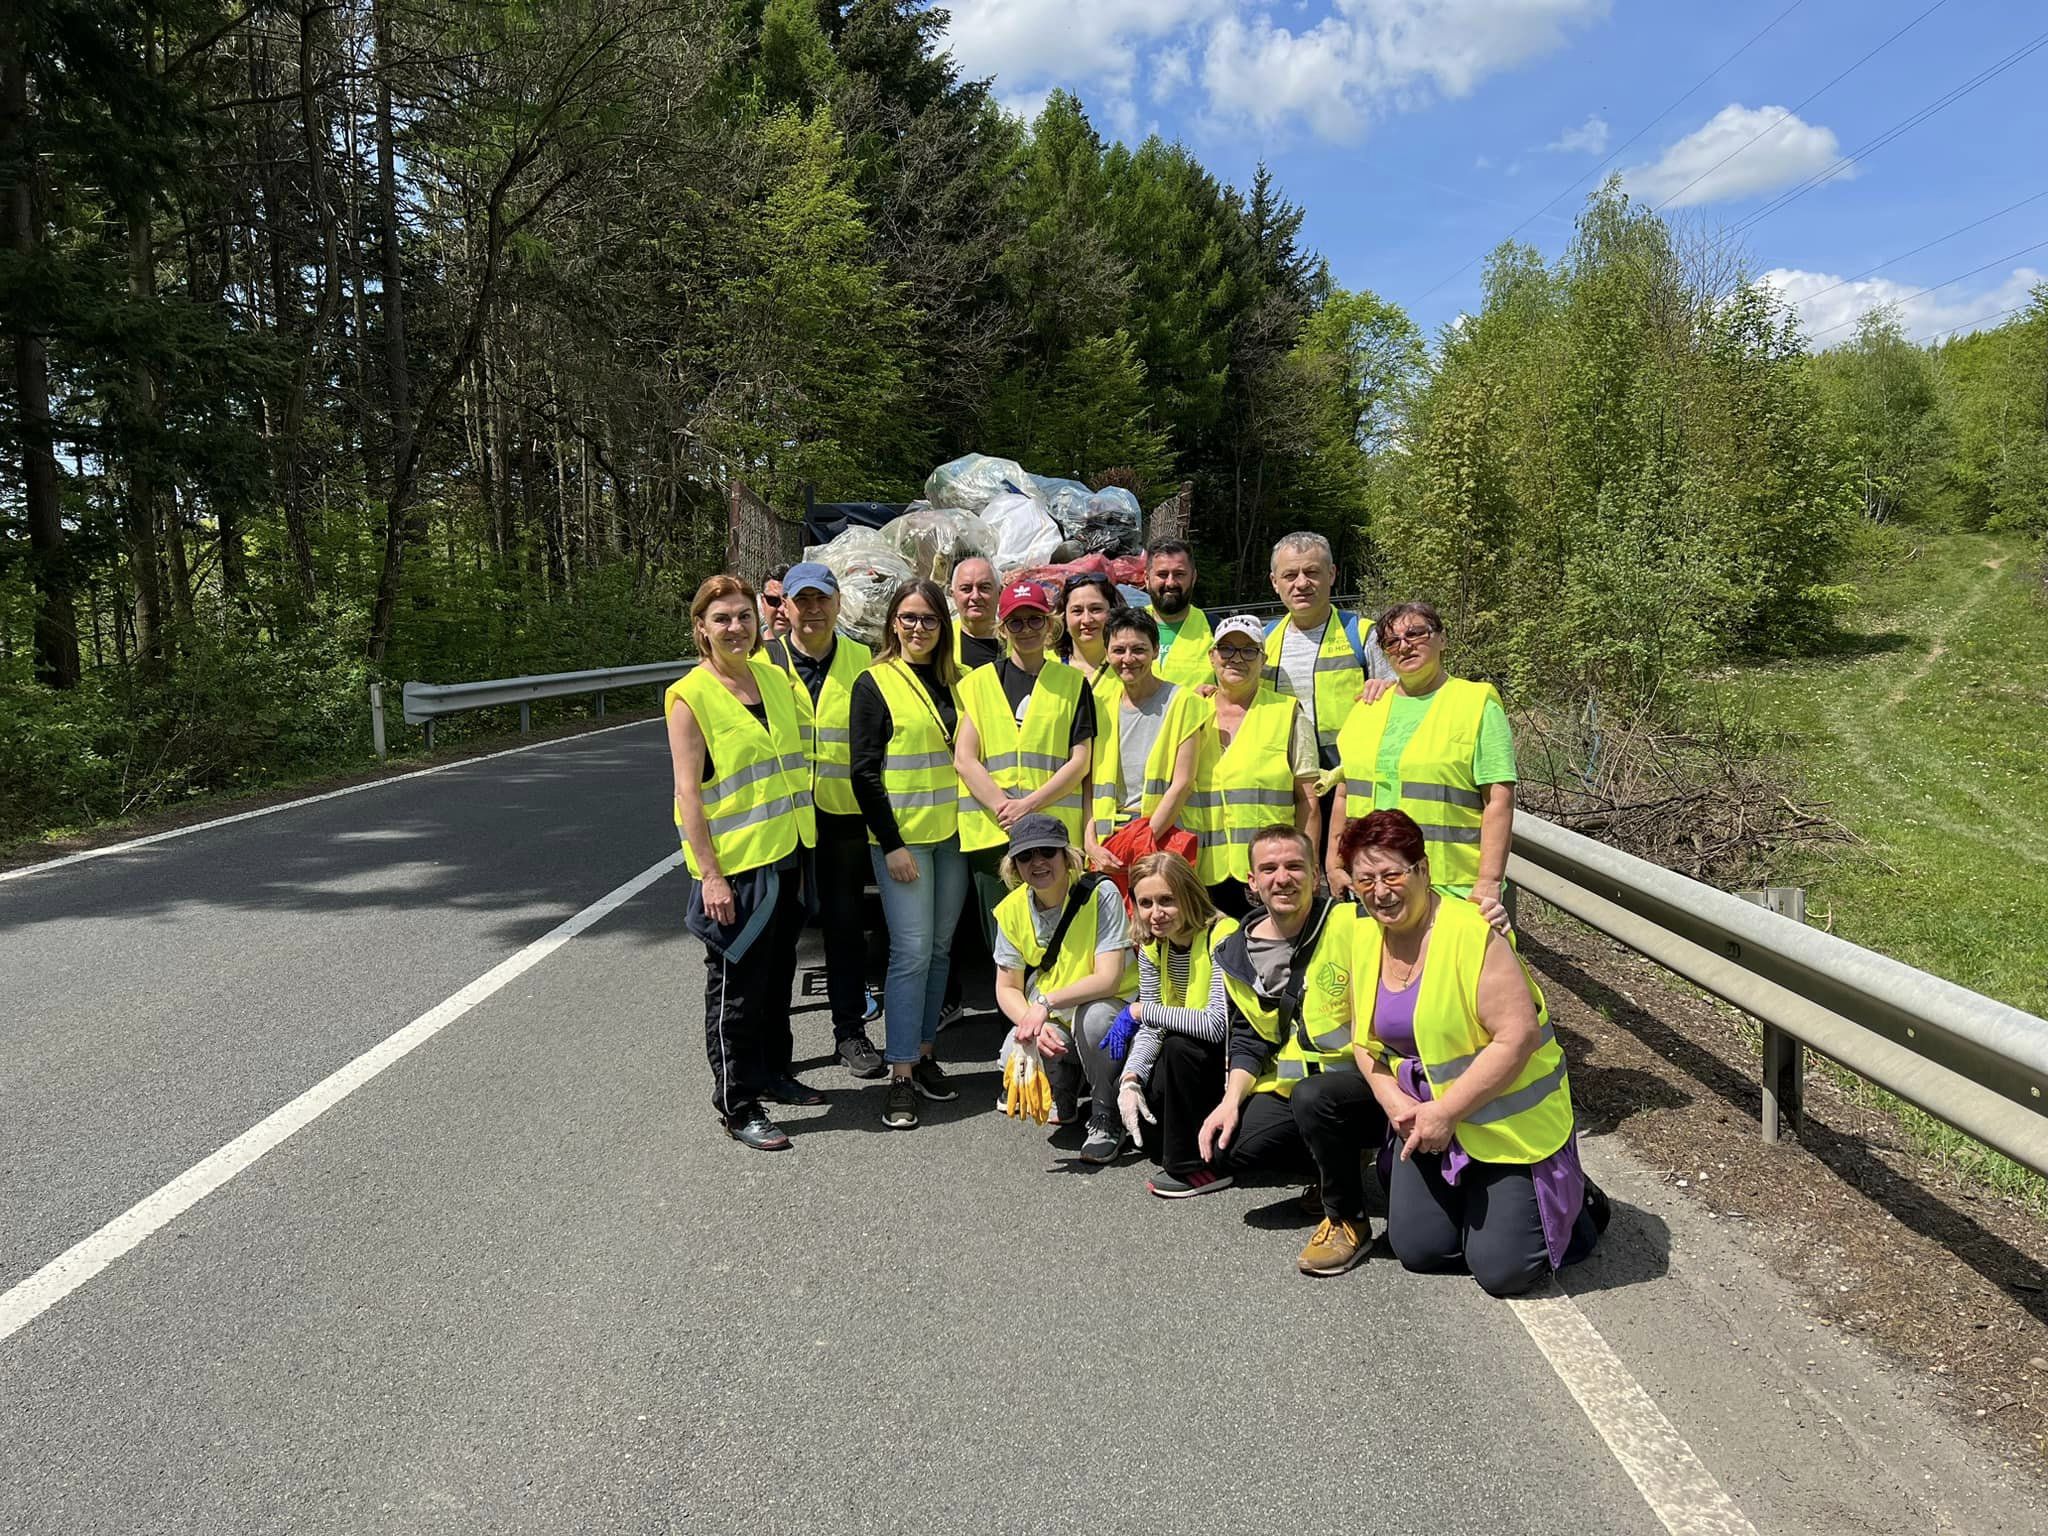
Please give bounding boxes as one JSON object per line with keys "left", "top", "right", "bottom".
{"left": 1381, "top": 900, "right": 1438, "bottom": 991}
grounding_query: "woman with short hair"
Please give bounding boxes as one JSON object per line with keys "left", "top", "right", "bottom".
{"left": 1088, "top": 609, "right": 1215, "bottom": 872}
{"left": 1196, "top": 612, "right": 1319, "bottom": 920}
{"left": 1343, "top": 809, "right": 1606, "bottom": 1296}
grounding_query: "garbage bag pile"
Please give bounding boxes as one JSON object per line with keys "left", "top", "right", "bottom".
{"left": 805, "top": 452, "right": 1159, "bottom": 635}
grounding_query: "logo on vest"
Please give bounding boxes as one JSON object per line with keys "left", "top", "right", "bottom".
{"left": 1313, "top": 958, "right": 1348, "bottom": 998}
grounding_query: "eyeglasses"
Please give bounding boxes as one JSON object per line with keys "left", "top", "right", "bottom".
{"left": 1213, "top": 645, "right": 1261, "bottom": 663}
{"left": 1004, "top": 613, "right": 1049, "bottom": 632}
{"left": 895, "top": 612, "right": 940, "bottom": 630}
{"left": 1385, "top": 626, "right": 1440, "bottom": 650}
{"left": 1355, "top": 861, "right": 1419, "bottom": 893}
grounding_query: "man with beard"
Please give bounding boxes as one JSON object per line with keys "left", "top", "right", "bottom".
{"left": 1146, "top": 541, "right": 1214, "bottom": 689}
{"left": 1163, "top": 825, "right": 1386, "bottom": 1276}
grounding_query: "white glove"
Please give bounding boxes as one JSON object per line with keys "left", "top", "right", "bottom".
{"left": 1117, "top": 1079, "right": 1156, "bottom": 1148}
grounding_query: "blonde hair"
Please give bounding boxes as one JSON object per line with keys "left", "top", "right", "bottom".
{"left": 1127, "top": 850, "right": 1216, "bottom": 946}
{"left": 998, "top": 845, "right": 1084, "bottom": 889}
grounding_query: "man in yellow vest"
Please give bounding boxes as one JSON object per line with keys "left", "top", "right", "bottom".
{"left": 1146, "top": 540, "right": 1214, "bottom": 689}
{"left": 1193, "top": 825, "right": 1386, "bottom": 1276}
{"left": 768, "top": 562, "right": 885, "bottom": 1078}
{"left": 1262, "top": 531, "right": 1390, "bottom": 774}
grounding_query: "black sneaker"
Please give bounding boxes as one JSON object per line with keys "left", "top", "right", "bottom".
{"left": 837, "top": 1034, "right": 886, "bottom": 1079}
{"left": 937, "top": 999, "right": 965, "bottom": 1030}
{"left": 724, "top": 1107, "right": 792, "bottom": 1151}
{"left": 882, "top": 1076, "right": 919, "bottom": 1130}
{"left": 1585, "top": 1180, "right": 1612, "bottom": 1234}
{"left": 911, "top": 1057, "right": 958, "bottom": 1101}
{"left": 762, "top": 1072, "right": 824, "bottom": 1107}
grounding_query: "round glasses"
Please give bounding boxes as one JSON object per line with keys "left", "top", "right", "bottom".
{"left": 1354, "top": 861, "right": 1419, "bottom": 893}
{"left": 895, "top": 612, "right": 941, "bottom": 630}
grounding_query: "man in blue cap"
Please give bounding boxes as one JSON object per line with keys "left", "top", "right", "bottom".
{"left": 768, "top": 562, "right": 886, "bottom": 1078}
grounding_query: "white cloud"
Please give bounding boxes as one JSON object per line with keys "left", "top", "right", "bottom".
{"left": 1473, "top": 152, "right": 1493, "bottom": 169}
{"left": 940, "top": 0, "right": 1607, "bottom": 144}
{"left": 1621, "top": 104, "right": 1844, "bottom": 209}
{"left": 1546, "top": 113, "right": 1608, "bottom": 154}
{"left": 997, "top": 85, "right": 1055, "bottom": 122}
{"left": 1761, "top": 266, "right": 2043, "bottom": 348}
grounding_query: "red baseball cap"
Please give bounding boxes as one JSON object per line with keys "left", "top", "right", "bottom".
{"left": 998, "top": 580, "right": 1051, "bottom": 619}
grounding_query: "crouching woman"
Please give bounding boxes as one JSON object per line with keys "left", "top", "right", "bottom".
{"left": 993, "top": 813, "right": 1139, "bottom": 1165}
{"left": 1343, "top": 809, "right": 1606, "bottom": 1296}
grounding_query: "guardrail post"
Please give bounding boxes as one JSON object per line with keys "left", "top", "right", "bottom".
{"left": 425, "top": 719, "right": 435, "bottom": 751}
{"left": 369, "top": 683, "right": 387, "bottom": 761}
{"left": 519, "top": 702, "right": 531, "bottom": 735}
{"left": 1742, "top": 886, "right": 1808, "bottom": 1143}
{"left": 595, "top": 690, "right": 605, "bottom": 717}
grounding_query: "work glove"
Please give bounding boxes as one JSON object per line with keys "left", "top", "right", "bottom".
{"left": 997, "top": 1036, "right": 1052, "bottom": 1125}
{"left": 1116, "top": 1078, "right": 1156, "bottom": 1148}
{"left": 1102, "top": 1005, "right": 1140, "bottom": 1066}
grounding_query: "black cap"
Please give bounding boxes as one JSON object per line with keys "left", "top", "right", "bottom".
{"left": 1006, "top": 812, "right": 1070, "bottom": 857}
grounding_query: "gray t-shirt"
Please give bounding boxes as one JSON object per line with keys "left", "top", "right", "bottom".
{"left": 1276, "top": 620, "right": 1327, "bottom": 738}
{"left": 992, "top": 881, "right": 1131, "bottom": 977}
{"left": 1116, "top": 682, "right": 1179, "bottom": 811}
{"left": 1244, "top": 925, "right": 1296, "bottom": 1005}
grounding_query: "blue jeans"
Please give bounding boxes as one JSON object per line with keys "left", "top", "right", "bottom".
{"left": 869, "top": 838, "right": 969, "bottom": 1065}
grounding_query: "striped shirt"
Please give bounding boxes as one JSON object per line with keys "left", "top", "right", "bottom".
{"left": 1121, "top": 936, "right": 1228, "bottom": 1082}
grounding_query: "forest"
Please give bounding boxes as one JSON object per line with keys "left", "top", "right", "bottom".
{"left": 3, "top": 0, "right": 2046, "bottom": 844}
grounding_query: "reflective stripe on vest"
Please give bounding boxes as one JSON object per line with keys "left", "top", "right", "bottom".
{"left": 1089, "top": 681, "right": 1218, "bottom": 844}
{"left": 1219, "top": 903, "right": 1357, "bottom": 1098}
{"left": 957, "top": 659, "right": 1088, "bottom": 852}
{"left": 993, "top": 879, "right": 1138, "bottom": 1000}
{"left": 666, "top": 658, "right": 812, "bottom": 879}
{"left": 1263, "top": 612, "right": 1368, "bottom": 755}
{"left": 1154, "top": 606, "right": 1215, "bottom": 689}
{"left": 1195, "top": 688, "right": 1300, "bottom": 884}
{"left": 1351, "top": 895, "right": 1571, "bottom": 1163}
{"left": 1332, "top": 675, "right": 1498, "bottom": 893}
{"left": 865, "top": 659, "right": 960, "bottom": 847}
{"left": 777, "top": 634, "right": 872, "bottom": 818}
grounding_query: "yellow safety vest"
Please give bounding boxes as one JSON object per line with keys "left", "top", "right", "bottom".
{"left": 774, "top": 634, "right": 872, "bottom": 818}
{"left": 1090, "top": 681, "right": 1218, "bottom": 846}
{"left": 1263, "top": 610, "right": 1369, "bottom": 760}
{"left": 1351, "top": 895, "right": 1571, "bottom": 1164}
{"left": 956, "top": 658, "right": 1088, "bottom": 851}
{"left": 1217, "top": 900, "right": 1357, "bottom": 1098}
{"left": 666, "top": 659, "right": 813, "bottom": 879}
{"left": 1154, "top": 605, "right": 1215, "bottom": 689}
{"left": 1333, "top": 676, "right": 1498, "bottom": 893}
{"left": 1142, "top": 915, "right": 1238, "bottom": 1010}
{"left": 993, "top": 877, "right": 1140, "bottom": 1000}
{"left": 1194, "top": 687, "right": 1301, "bottom": 885}
{"left": 864, "top": 658, "right": 961, "bottom": 847}
{"left": 953, "top": 625, "right": 1005, "bottom": 670}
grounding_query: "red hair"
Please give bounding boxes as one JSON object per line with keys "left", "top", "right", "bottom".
{"left": 1337, "top": 809, "right": 1427, "bottom": 871}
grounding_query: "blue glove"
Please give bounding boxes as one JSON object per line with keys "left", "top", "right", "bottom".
{"left": 1103, "top": 1005, "right": 1140, "bottom": 1066}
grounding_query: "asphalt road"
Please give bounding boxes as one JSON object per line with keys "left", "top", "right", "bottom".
{"left": 2, "top": 720, "right": 2041, "bottom": 1534}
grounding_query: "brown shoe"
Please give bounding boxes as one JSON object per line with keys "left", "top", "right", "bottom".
{"left": 1297, "top": 1216, "right": 1368, "bottom": 1276}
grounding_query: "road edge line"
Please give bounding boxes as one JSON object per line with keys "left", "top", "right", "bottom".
{"left": 0, "top": 717, "right": 657, "bottom": 885}
{"left": 0, "top": 851, "right": 684, "bottom": 1346}
{"left": 1508, "top": 1286, "right": 1759, "bottom": 1536}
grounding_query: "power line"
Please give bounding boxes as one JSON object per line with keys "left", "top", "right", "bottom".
{"left": 1802, "top": 238, "right": 2048, "bottom": 341}
{"left": 1790, "top": 188, "right": 2048, "bottom": 306}
{"left": 1906, "top": 298, "right": 2037, "bottom": 346}
{"left": 1728, "top": 26, "right": 2048, "bottom": 235}
{"left": 1649, "top": 0, "right": 1950, "bottom": 213}
{"left": 1406, "top": 0, "right": 1808, "bottom": 307}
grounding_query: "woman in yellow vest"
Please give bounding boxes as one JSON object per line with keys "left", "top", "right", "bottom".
{"left": 849, "top": 578, "right": 969, "bottom": 1132}
{"left": 1115, "top": 851, "right": 1239, "bottom": 1197}
{"left": 1324, "top": 600, "right": 1516, "bottom": 932}
{"left": 992, "top": 813, "right": 1139, "bottom": 1164}
{"left": 665, "top": 575, "right": 818, "bottom": 1152}
{"left": 1195, "top": 612, "right": 1321, "bottom": 920}
{"left": 1342, "top": 809, "right": 1607, "bottom": 1295}
{"left": 1054, "top": 573, "right": 1125, "bottom": 715}
{"left": 1088, "top": 609, "right": 1216, "bottom": 872}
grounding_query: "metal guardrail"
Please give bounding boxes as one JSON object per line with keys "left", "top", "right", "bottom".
{"left": 374, "top": 661, "right": 693, "bottom": 753}
{"left": 1510, "top": 812, "right": 2048, "bottom": 1177}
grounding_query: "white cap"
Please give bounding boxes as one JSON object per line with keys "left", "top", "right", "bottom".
{"left": 1212, "top": 614, "right": 1266, "bottom": 646}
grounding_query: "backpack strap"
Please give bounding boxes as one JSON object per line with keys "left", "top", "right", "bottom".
{"left": 1023, "top": 874, "right": 1103, "bottom": 997}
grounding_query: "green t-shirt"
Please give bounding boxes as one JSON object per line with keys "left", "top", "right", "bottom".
{"left": 1154, "top": 614, "right": 1185, "bottom": 653}
{"left": 1369, "top": 692, "right": 1517, "bottom": 808}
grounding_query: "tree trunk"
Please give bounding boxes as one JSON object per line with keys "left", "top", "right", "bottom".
{"left": 366, "top": 0, "right": 414, "bottom": 661}
{"left": 126, "top": 200, "right": 167, "bottom": 671}
{"left": 3, "top": 26, "right": 80, "bottom": 688}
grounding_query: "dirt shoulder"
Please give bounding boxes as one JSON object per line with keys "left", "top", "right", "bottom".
{"left": 1521, "top": 902, "right": 2048, "bottom": 1474}
{"left": 0, "top": 709, "right": 663, "bottom": 876}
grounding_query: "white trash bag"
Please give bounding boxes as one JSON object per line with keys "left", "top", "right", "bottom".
{"left": 926, "top": 453, "right": 1035, "bottom": 515}
{"left": 882, "top": 505, "right": 995, "bottom": 586}
{"left": 979, "top": 490, "right": 1062, "bottom": 575}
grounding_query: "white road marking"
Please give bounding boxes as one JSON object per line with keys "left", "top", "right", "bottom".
{"left": 0, "top": 851, "right": 684, "bottom": 1346}
{"left": 0, "top": 717, "right": 659, "bottom": 884}
{"left": 1510, "top": 1287, "right": 1759, "bottom": 1536}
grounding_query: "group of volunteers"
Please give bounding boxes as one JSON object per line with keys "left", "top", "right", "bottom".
{"left": 665, "top": 533, "right": 1608, "bottom": 1292}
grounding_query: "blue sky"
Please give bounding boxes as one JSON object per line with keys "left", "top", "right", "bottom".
{"left": 936, "top": 0, "right": 2048, "bottom": 347}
